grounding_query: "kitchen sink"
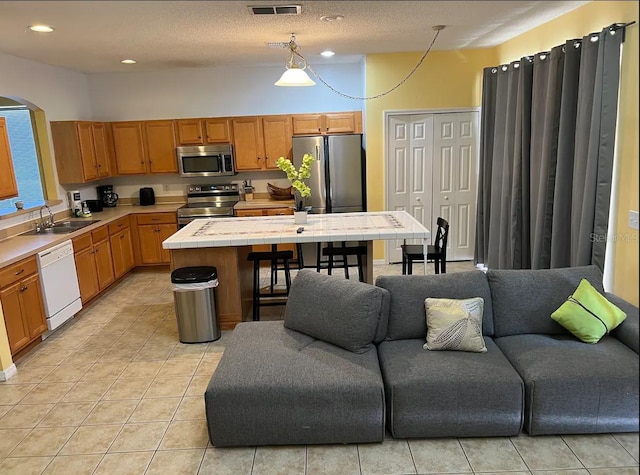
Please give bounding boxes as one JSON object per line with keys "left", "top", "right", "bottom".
{"left": 21, "top": 219, "right": 101, "bottom": 236}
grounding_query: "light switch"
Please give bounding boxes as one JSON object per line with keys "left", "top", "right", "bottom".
{"left": 630, "top": 210, "right": 639, "bottom": 230}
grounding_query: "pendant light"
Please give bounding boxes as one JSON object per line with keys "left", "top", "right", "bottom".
{"left": 274, "top": 34, "right": 316, "bottom": 86}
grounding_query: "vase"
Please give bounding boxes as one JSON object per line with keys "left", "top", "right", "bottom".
{"left": 294, "top": 210, "right": 308, "bottom": 224}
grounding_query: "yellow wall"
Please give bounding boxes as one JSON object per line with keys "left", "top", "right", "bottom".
{"left": 495, "top": 1, "right": 639, "bottom": 305}
{"left": 0, "top": 307, "right": 14, "bottom": 372}
{"left": 364, "top": 48, "right": 498, "bottom": 258}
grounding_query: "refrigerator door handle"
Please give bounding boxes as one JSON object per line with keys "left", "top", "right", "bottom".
{"left": 315, "top": 145, "right": 320, "bottom": 161}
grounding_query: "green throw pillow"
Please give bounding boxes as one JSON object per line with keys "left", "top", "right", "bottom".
{"left": 551, "top": 278, "right": 627, "bottom": 343}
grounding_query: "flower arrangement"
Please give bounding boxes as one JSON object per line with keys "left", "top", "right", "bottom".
{"left": 276, "top": 154, "right": 314, "bottom": 212}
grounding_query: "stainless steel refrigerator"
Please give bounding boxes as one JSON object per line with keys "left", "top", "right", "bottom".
{"left": 292, "top": 134, "right": 366, "bottom": 214}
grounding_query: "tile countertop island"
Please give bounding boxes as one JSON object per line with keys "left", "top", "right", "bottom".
{"left": 163, "top": 211, "right": 430, "bottom": 329}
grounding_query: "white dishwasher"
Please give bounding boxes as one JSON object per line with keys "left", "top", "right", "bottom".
{"left": 37, "top": 240, "right": 82, "bottom": 333}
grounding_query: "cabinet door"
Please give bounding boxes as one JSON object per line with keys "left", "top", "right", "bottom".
{"left": 324, "top": 112, "right": 357, "bottom": 134}
{"left": 0, "top": 118, "right": 18, "bottom": 200}
{"left": 145, "top": 120, "right": 178, "bottom": 173}
{"left": 77, "top": 122, "right": 99, "bottom": 181}
{"left": 232, "top": 117, "right": 263, "bottom": 171}
{"left": 0, "top": 282, "right": 30, "bottom": 353}
{"left": 176, "top": 119, "right": 204, "bottom": 145}
{"left": 21, "top": 273, "right": 47, "bottom": 339}
{"left": 110, "top": 228, "right": 134, "bottom": 278}
{"left": 204, "top": 118, "right": 232, "bottom": 143}
{"left": 138, "top": 225, "right": 163, "bottom": 264}
{"left": 262, "top": 115, "right": 292, "bottom": 169}
{"left": 265, "top": 208, "right": 294, "bottom": 216}
{"left": 74, "top": 247, "right": 99, "bottom": 303}
{"left": 92, "top": 122, "right": 111, "bottom": 178}
{"left": 94, "top": 239, "right": 115, "bottom": 289}
{"left": 292, "top": 114, "right": 323, "bottom": 135}
{"left": 234, "top": 209, "right": 265, "bottom": 217}
{"left": 157, "top": 224, "right": 177, "bottom": 264}
{"left": 112, "top": 122, "right": 147, "bottom": 175}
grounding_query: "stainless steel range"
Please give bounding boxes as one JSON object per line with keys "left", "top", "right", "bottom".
{"left": 177, "top": 184, "right": 239, "bottom": 227}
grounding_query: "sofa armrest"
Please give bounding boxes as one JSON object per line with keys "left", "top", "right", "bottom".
{"left": 606, "top": 292, "right": 639, "bottom": 354}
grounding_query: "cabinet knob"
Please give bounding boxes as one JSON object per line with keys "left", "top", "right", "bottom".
{"left": 120, "top": 235, "right": 125, "bottom": 239}
{"left": 318, "top": 127, "right": 321, "bottom": 132}
{"left": 14, "top": 269, "right": 24, "bottom": 276}
{"left": 20, "top": 286, "right": 27, "bottom": 292}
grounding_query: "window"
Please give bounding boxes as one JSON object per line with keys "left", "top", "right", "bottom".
{"left": 0, "top": 105, "right": 46, "bottom": 215}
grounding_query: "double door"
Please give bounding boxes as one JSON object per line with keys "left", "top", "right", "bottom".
{"left": 386, "top": 111, "right": 478, "bottom": 263}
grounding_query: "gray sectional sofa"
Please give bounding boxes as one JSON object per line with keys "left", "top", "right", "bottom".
{"left": 205, "top": 266, "right": 639, "bottom": 446}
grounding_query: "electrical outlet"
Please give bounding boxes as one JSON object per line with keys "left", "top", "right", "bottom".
{"left": 629, "top": 210, "right": 639, "bottom": 230}
{"left": 164, "top": 185, "right": 170, "bottom": 192}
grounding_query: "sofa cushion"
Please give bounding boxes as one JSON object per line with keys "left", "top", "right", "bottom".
{"left": 606, "top": 292, "right": 640, "bottom": 354}
{"left": 424, "top": 297, "right": 487, "bottom": 352}
{"left": 205, "top": 321, "right": 385, "bottom": 446}
{"left": 488, "top": 265, "right": 604, "bottom": 337}
{"left": 377, "top": 338, "right": 523, "bottom": 438}
{"left": 376, "top": 271, "right": 494, "bottom": 340}
{"left": 495, "top": 333, "right": 639, "bottom": 435}
{"left": 284, "top": 269, "right": 390, "bottom": 353}
{"left": 551, "top": 279, "right": 627, "bottom": 343}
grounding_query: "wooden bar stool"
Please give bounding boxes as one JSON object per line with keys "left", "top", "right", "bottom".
{"left": 247, "top": 249, "right": 293, "bottom": 321}
{"left": 401, "top": 217, "right": 449, "bottom": 275}
{"left": 317, "top": 242, "right": 367, "bottom": 282}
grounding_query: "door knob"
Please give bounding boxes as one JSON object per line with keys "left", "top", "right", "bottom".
{"left": 444, "top": 196, "right": 449, "bottom": 201}
{"left": 416, "top": 197, "right": 421, "bottom": 202}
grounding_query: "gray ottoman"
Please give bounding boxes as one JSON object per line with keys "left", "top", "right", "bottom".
{"left": 205, "top": 321, "right": 385, "bottom": 446}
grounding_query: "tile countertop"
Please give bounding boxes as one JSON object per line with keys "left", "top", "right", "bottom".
{"left": 0, "top": 203, "right": 183, "bottom": 269}
{"left": 163, "top": 211, "right": 430, "bottom": 249}
{"left": 234, "top": 198, "right": 295, "bottom": 210}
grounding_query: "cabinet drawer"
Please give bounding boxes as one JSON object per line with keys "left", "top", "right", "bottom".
{"left": 108, "top": 216, "right": 129, "bottom": 235}
{"left": 266, "top": 208, "right": 293, "bottom": 216}
{"left": 0, "top": 256, "right": 38, "bottom": 288}
{"left": 91, "top": 226, "right": 109, "bottom": 243}
{"left": 136, "top": 213, "right": 177, "bottom": 225}
{"left": 72, "top": 233, "right": 93, "bottom": 253}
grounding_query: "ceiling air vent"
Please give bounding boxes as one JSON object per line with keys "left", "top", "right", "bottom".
{"left": 249, "top": 5, "right": 301, "bottom": 15}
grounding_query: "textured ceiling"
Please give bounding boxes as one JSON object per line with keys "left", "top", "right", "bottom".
{"left": 0, "top": 1, "right": 588, "bottom": 73}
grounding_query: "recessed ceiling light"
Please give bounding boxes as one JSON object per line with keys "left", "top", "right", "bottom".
{"left": 320, "top": 50, "right": 335, "bottom": 57}
{"left": 28, "top": 25, "right": 54, "bottom": 33}
{"left": 320, "top": 14, "right": 344, "bottom": 22}
{"left": 121, "top": 59, "right": 137, "bottom": 64}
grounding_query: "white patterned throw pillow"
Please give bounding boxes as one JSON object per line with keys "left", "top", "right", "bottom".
{"left": 423, "top": 297, "right": 487, "bottom": 353}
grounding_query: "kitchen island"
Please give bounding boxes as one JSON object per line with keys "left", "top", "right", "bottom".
{"left": 163, "top": 211, "right": 430, "bottom": 329}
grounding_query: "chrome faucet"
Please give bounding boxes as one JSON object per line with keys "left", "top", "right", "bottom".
{"left": 39, "top": 205, "right": 54, "bottom": 230}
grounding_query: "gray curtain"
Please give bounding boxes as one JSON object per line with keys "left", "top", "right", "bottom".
{"left": 475, "top": 25, "right": 625, "bottom": 271}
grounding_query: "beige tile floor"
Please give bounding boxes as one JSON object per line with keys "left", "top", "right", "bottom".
{"left": 0, "top": 262, "right": 638, "bottom": 474}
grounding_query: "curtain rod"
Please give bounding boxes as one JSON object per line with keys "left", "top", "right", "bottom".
{"left": 490, "top": 21, "right": 635, "bottom": 73}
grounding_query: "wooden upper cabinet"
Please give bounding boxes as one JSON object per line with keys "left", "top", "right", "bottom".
{"left": 232, "top": 116, "right": 264, "bottom": 171}
{"left": 177, "top": 118, "right": 232, "bottom": 145}
{"left": 292, "top": 111, "right": 362, "bottom": 135}
{"left": 262, "top": 115, "right": 292, "bottom": 169}
{"left": 51, "top": 121, "right": 112, "bottom": 184}
{"left": 111, "top": 121, "right": 147, "bottom": 175}
{"left": 0, "top": 117, "right": 18, "bottom": 200}
{"left": 233, "top": 115, "right": 292, "bottom": 171}
{"left": 144, "top": 120, "right": 178, "bottom": 173}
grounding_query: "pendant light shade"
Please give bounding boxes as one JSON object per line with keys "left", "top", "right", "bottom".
{"left": 275, "top": 34, "right": 316, "bottom": 87}
{"left": 275, "top": 65, "right": 316, "bottom": 86}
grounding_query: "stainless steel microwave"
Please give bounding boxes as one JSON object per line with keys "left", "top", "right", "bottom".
{"left": 176, "top": 144, "right": 237, "bottom": 177}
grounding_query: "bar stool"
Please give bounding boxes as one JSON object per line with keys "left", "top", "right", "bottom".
{"left": 401, "top": 217, "right": 449, "bottom": 275}
{"left": 317, "top": 242, "right": 367, "bottom": 282}
{"left": 247, "top": 249, "right": 294, "bottom": 321}
{"left": 271, "top": 243, "right": 304, "bottom": 288}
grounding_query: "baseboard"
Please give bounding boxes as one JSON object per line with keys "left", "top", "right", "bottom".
{"left": 0, "top": 364, "right": 17, "bottom": 381}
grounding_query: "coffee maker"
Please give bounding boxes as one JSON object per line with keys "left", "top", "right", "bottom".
{"left": 97, "top": 185, "right": 119, "bottom": 207}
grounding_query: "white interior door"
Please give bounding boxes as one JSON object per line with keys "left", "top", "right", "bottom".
{"left": 432, "top": 112, "right": 478, "bottom": 261}
{"left": 386, "top": 114, "right": 433, "bottom": 263}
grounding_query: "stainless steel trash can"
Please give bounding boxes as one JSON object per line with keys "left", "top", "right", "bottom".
{"left": 171, "top": 266, "right": 220, "bottom": 343}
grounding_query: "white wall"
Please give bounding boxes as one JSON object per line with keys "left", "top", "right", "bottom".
{"left": 88, "top": 62, "right": 364, "bottom": 120}
{"left": 0, "top": 52, "right": 92, "bottom": 230}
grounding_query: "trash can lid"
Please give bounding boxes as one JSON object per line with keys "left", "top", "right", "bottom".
{"left": 171, "top": 266, "right": 217, "bottom": 284}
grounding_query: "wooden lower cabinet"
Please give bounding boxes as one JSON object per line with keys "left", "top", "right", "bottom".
{"left": 0, "top": 258, "right": 47, "bottom": 355}
{"left": 72, "top": 226, "right": 116, "bottom": 304}
{"left": 235, "top": 207, "right": 295, "bottom": 255}
{"left": 110, "top": 228, "right": 135, "bottom": 278}
{"left": 134, "top": 213, "right": 178, "bottom": 265}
